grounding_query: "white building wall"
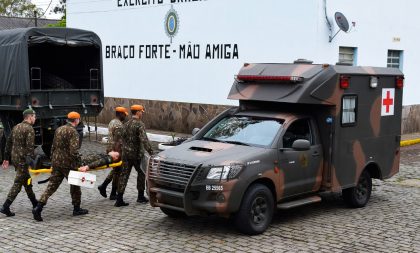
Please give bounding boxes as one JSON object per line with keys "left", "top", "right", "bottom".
{"left": 68, "top": 0, "right": 419, "bottom": 105}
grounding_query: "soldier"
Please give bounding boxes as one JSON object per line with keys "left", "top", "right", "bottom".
{"left": 97, "top": 106, "right": 127, "bottom": 200}
{"left": 0, "top": 109, "right": 38, "bottom": 217}
{"left": 78, "top": 151, "right": 120, "bottom": 172}
{"left": 115, "top": 104, "right": 153, "bottom": 207}
{"left": 32, "top": 112, "right": 87, "bottom": 222}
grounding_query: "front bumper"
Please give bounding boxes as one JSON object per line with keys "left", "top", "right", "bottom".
{"left": 148, "top": 176, "right": 239, "bottom": 216}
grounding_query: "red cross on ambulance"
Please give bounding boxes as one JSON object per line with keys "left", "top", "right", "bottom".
{"left": 381, "top": 88, "right": 395, "bottom": 116}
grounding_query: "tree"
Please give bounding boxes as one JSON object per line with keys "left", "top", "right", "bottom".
{"left": 53, "top": 0, "right": 66, "bottom": 15}
{"left": 47, "top": 0, "right": 66, "bottom": 27}
{"left": 0, "top": 0, "right": 41, "bottom": 17}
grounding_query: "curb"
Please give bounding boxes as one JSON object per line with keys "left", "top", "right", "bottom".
{"left": 400, "top": 138, "right": 420, "bottom": 147}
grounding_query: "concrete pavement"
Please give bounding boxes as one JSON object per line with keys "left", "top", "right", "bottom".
{"left": 0, "top": 139, "right": 419, "bottom": 252}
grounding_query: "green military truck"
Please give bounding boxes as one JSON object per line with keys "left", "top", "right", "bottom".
{"left": 147, "top": 61, "right": 403, "bottom": 235}
{"left": 0, "top": 28, "right": 104, "bottom": 156}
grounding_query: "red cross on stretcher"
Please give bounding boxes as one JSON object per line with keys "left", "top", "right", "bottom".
{"left": 382, "top": 90, "right": 394, "bottom": 113}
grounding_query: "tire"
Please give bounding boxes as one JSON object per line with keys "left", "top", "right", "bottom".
{"left": 234, "top": 184, "right": 274, "bottom": 235}
{"left": 342, "top": 170, "right": 372, "bottom": 208}
{"left": 160, "top": 207, "right": 187, "bottom": 218}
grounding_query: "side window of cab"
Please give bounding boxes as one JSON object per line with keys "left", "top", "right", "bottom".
{"left": 282, "top": 119, "right": 313, "bottom": 148}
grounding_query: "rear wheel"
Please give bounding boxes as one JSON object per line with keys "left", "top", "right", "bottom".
{"left": 160, "top": 207, "right": 187, "bottom": 218}
{"left": 343, "top": 170, "right": 372, "bottom": 208}
{"left": 234, "top": 184, "right": 274, "bottom": 235}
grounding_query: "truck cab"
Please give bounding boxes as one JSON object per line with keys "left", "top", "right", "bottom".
{"left": 147, "top": 61, "right": 403, "bottom": 235}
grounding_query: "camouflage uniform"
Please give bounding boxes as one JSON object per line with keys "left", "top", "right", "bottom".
{"left": 118, "top": 118, "right": 153, "bottom": 196}
{"left": 3, "top": 121, "right": 37, "bottom": 204}
{"left": 104, "top": 118, "right": 123, "bottom": 186}
{"left": 39, "top": 123, "right": 82, "bottom": 206}
{"left": 82, "top": 153, "right": 113, "bottom": 169}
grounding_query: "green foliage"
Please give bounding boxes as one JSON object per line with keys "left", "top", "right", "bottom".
{"left": 0, "top": 0, "right": 41, "bottom": 17}
{"left": 170, "top": 132, "right": 176, "bottom": 142}
{"left": 47, "top": 14, "right": 66, "bottom": 27}
{"left": 47, "top": 0, "right": 66, "bottom": 27}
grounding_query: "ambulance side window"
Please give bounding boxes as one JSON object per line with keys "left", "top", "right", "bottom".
{"left": 341, "top": 95, "right": 358, "bottom": 126}
{"left": 283, "top": 119, "right": 312, "bottom": 148}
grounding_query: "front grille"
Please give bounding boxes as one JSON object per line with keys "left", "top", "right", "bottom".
{"left": 148, "top": 158, "right": 196, "bottom": 189}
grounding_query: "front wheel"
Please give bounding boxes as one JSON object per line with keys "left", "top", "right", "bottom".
{"left": 342, "top": 170, "right": 372, "bottom": 208}
{"left": 233, "top": 184, "right": 274, "bottom": 235}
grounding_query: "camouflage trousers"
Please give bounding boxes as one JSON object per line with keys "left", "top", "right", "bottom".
{"left": 105, "top": 167, "right": 121, "bottom": 189}
{"left": 117, "top": 159, "right": 145, "bottom": 195}
{"left": 39, "top": 167, "right": 81, "bottom": 207}
{"left": 6, "top": 163, "right": 36, "bottom": 202}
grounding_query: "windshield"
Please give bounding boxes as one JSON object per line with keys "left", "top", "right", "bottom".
{"left": 203, "top": 116, "right": 283, "bottom": 147}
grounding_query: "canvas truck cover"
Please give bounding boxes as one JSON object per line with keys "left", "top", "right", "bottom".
{"left": 228, "top": 63, "right": 403, "bottom": 104}
{"left": 0, "top": 28, "right": 102, "bottom": 96}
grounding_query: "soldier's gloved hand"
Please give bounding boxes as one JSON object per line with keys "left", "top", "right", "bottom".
{"left": 2, "top": 160, "right": 9, "bottom": 169}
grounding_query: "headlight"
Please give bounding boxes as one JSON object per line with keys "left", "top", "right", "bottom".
{"left": 206, "top": 164, "right": 243, "bottom": 180}
{"left": 149, "top": 156, "right": 161, "bottom": 172}
{"left": 207, "top": 167, "right": 229, "bottom": 180}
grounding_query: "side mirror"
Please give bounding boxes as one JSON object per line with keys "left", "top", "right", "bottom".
{"left": 192, "top": 128, "right": 200, "bottom": 136}
{"left": 292, "top": 139, "right": 310, "bottom": 151}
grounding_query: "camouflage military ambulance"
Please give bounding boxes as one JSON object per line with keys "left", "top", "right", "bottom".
{"left": 147, "top": 60, "right": 403, "bottom": 235}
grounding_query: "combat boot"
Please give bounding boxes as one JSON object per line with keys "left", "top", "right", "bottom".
{"left": 73, "top": 206, "right": 89, "bottom": 216}
{"left": 32, "top": 203, "right": 44, "bottom": 222}
{"left": 29, "top": 197, "right": 38, "bottom": 208}
{"left": 109, "top": 187, "right": 117, "bottom": 200}
{"left": 97, "top": 178, "right": 112, "bottom": 198}
{"left": 0, "top": 199, "right": 15, "bottom": 217}
{"left": 137, "top": 193, "right": 149, "bottom": 203}
{"left": 114, "top": 193, "right": 129, "bottom": 207}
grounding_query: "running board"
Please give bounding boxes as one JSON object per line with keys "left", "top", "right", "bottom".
{"left": 277, "top": 196, "right": 322, "bottom": 210}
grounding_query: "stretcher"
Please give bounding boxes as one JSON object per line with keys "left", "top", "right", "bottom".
{"left": 28, "top": 161, "right": 123, "bottom": 186}
{"left": 28, "top": 161, "right": 123, "bottom": 174}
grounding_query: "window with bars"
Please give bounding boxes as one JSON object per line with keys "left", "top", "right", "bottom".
{"left": 339, "top": 47, "right": 357, "bottom": 65}
{"left": 387, "top": 50, "right": 403, "bottom": 70}
{"left": 341, "top": 95, "right": 357, "bottom": 126}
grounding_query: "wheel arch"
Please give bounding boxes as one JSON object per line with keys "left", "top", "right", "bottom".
{"left": 364, "top": 162, "right": 382, "bottom": 180}
{"left": 247, "top": 178, "right": 277, "bottom": 203}
{"left": 229, "top": 177, "right": 277, "bottom": 214}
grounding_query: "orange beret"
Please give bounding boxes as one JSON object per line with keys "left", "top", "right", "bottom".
{"left": 115, "top": 106, "right": 128, "bottom": 115}
{"left": 130, "top": 104, "right": 145, "bottom": 112}
{"left": 67, "top": 111, "right": 81, "bottom": 119}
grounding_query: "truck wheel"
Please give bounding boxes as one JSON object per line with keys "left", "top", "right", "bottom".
{"left": 160, "top": 207, "right": 186, "bottom": 218}
{"left": 234, "top": 184, "right": 274, "bottom": 235}
{"left": 342, "top": 170, "right": 372, "bottom": 208}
